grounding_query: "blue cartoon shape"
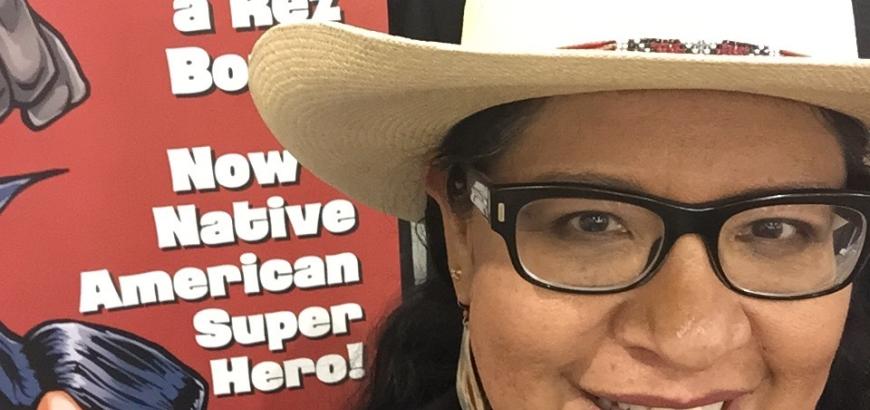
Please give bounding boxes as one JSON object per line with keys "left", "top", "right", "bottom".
{"left": 0, "top": 322, "right": 40, "bottom": 409}
{"left": 0, "top": 321, "right": 208, "bottom": 409}
{"left": 0, "top": 170, "right": 66, "bottom": 214}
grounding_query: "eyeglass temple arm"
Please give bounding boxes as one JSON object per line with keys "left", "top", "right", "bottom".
{"left": 465, "top": 168, "right": 492, "bottom": 222}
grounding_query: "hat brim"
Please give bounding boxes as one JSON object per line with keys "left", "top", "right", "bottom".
{"left": 248, "top": 21, "right": 870, "bottom": 221}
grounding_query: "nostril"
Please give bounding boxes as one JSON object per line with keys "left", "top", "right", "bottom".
{"left": 624, "top": 345, "right": 669, "bottom": 368}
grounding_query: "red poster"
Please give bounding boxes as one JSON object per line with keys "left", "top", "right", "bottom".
{"left": 0, "top": 1, "right": 397, "bottom": 409}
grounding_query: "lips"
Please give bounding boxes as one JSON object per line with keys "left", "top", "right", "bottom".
{"left": 582, "top": 388, "right": 747, "bottom": 410}
{"left": 593, "top": 396, "right": 725, "bottom": 410}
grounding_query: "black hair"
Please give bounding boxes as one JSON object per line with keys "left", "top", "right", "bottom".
{"left": 358, "top": 97, "right": 870, "bottom": 410}
{"left": 19, "top": 321, "right": 208, "bottom": 410}
{"left": 356, "top": 99, "right": 542, "bottom": 410}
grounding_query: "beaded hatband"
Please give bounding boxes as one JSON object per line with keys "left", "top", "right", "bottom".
{"left": 563, "top": 39, "right": 805, "bottom": 56}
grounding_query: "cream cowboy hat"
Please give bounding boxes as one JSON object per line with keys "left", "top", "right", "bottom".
{"left": 248, "top": 0, "right": 870, "bottom": 221}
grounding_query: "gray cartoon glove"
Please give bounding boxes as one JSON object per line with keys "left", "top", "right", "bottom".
{"left": 0, "top": 0, "right": 88, "bottom": 130}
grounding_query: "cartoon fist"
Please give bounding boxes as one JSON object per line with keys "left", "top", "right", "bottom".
{"left": 0, "top": 0, "right": 88, "bottom": 130}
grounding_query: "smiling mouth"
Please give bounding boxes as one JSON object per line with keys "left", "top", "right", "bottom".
{"left": 578, "top": 386, "right": 751, "bottom": 410}
{"left": 592, "top": 396, "right": 726, "bottom": 410}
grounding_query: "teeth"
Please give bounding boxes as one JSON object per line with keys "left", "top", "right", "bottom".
{"left": 594, "top": 396, "right": 725, "bottom": 410}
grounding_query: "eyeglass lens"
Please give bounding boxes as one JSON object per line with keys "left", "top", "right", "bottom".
{"left": 718, "top": 204, "right": 865, "bottom": 296}
{"left": 515, "top": 198, "right": 866, "bottom": 296}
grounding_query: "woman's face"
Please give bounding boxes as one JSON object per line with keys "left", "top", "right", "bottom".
{"left": 435, "top": 90, "right": 852, "bottom": 410}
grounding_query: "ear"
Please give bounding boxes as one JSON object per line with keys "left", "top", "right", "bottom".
{"left": 425, "top": 165, "right": 474, "bottom": 305}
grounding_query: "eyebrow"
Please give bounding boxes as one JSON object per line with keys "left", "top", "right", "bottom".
{"left": 523, "top": 171, "right": 839, "bottom": 200}
{"left": 528, "top": 171, "right": 646, "bottom": 192}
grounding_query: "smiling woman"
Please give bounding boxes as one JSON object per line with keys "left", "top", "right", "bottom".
{"left": 419, "top": 91, "right": 867, "bottom": 410}
{"left": 245, "top": 0, "right": 870, "bottom": 409}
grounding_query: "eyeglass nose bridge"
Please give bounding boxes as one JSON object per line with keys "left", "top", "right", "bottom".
{"left": 637, "top": 206, "right": 733, "bottom": 291}
{"left": 659, "top": 204, "right": 724, "bottom": 236}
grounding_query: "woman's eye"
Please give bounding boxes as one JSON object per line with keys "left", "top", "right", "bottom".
{"left": 739, "top": 219, "right": 806, "bottom": 241}
{"left": 566, "top": 212, "right": 626, "bottom": 234}
{"left": 752, "top": 220, "right": 795, "bottom": 239}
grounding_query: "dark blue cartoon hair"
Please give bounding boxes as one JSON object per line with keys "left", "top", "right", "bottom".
{"left": 1, "top": 321, "right": 208, "bottom": 409}
{"left": 0, "top": 322, "right": 41, "bottom": 409}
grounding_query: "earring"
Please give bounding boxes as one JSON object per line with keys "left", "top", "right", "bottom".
{"left": 450, "top": 268, "right": 463, "bottom": 281}
{"left": 458, "top": 301, "right": 470, "bottom": 326}
{"left": 456, "top": 301, "right": 486, "bottom": 410}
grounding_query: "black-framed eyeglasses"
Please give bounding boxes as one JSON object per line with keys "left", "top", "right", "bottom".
{"left": 465, "top": 169, "right": 870, "bottom": 300}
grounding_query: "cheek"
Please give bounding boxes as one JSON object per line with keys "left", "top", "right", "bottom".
{"left": 745, "top": 286, "right": 851, "bottom": 379}
{"left": 466, "top": 223, "right": 622, "bottom": 401}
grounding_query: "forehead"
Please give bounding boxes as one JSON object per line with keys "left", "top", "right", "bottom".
{"left": 491, "top": 90, "right": 847, "bottom": 202}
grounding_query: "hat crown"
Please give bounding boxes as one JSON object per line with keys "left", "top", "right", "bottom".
{"left": 461, "top": 0, "right": 859, "bottom": 58}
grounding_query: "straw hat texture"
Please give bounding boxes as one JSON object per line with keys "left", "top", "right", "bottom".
{"left": 248, "top": 0, "right": 870, "bottom": 221}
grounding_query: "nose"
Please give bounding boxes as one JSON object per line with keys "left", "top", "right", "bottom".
{"left": 612, "top": 235, "right": 752, "bottom": 371}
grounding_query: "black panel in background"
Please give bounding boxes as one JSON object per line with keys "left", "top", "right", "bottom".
{"left": 388, "top": 0, "right": 465, "bottom": 43}
{"left": 853, "top": 0, "right": 870, "bottom": 58}
{"left": 389, "top": 0, "right": 465, "bottom": 299}
{"left": 397, "top": 220, "right": 415, "bottom": 299}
